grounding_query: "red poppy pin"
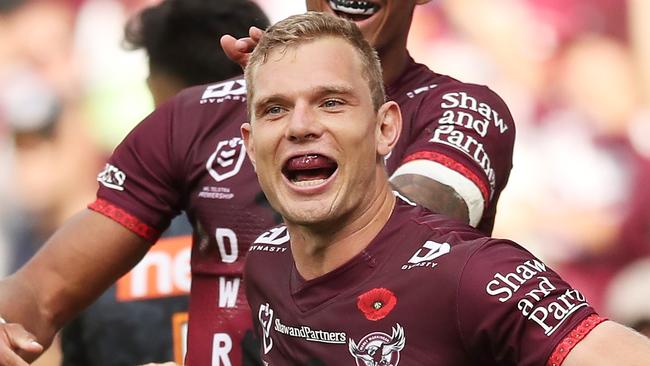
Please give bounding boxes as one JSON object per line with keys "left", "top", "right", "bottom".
{"left": 357, "top": 287, "right": 397, "bottom": 321}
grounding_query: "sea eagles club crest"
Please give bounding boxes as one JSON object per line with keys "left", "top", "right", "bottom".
{"left": 349, "top": 324, "right": 405, "bottom": 366}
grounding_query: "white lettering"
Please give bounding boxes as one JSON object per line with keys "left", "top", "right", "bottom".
{"left": 430, "top": 125, "right": 496, "bottom": 193}
{"left": 440, "top": 92, "right": 460, "bottom": 108}
{"left": 485, "top": 260, "right": 549, "bottom": 302}
{"left": 254, "top": 227, "right": 290, "bottom": 245}
{"left": 131, "top": 252, "right": 172, "bottom": 296}
{"left": 172, "top": 247, "right": 192, "bottom": 292}
{"left": 212, "top": 333, "right": 233, "bottom": 366}
{"left": 408, "top": 241, "right": 450, "bottom": 264}
{"left": 486, "top": 279, "right": 513, "bottom": 302}
{"left": 202, "top": 80, "right": 246, "bottom": 99}
{"left": 218, "top": 277, "right": 240, "bottom": 308}
{"left": 524, "top": 276, "right": 554, "bottom": 301}
{"left": 216, "top": 228, "right": 238, "bottom": 263}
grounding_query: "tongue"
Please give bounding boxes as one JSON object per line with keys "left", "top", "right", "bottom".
{"left": 286, "top": 155, "right": 336, "bottom": 170}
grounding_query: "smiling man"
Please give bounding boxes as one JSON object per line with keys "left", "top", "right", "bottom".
{"left": 242, "top": 12, "right": 650, "bottom": 366}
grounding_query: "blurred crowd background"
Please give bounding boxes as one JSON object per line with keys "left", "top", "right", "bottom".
{"left": 1, "top": 0, "right": 649, "bottom": 363}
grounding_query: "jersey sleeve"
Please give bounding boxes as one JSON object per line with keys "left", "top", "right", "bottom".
{"left": 391, "top": 83, "right": 515, "bottom": 230}
{"left": 456, "top": 240, "right": 605, "bottom": 366}
{"left": 89, "top": 96, "right": 186, "bottom": 242}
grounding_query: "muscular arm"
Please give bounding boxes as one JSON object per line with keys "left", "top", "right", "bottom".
{"left": 0, "top": 209, "right": 150, "bottom": 361}
{"left": 391, "top": 174, "right": 470, "bottom": 223}
{"left": 563, "top": 321, "right": 650, "bottom": 366}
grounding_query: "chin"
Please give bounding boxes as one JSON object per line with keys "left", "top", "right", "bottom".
{"left": 282, "top": 205, "right": 337, "bottom": 227}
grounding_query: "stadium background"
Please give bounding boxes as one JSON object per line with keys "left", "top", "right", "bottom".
{"left": 1, "top": 0, "right": 649, "bottom": 364}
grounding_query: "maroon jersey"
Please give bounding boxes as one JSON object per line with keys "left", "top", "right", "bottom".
{"left": 88, "top": 58, "right": 514, "bottom": 365}
{"left": 386, "top": 57, "right": 515, "bottom": 233}
{"left": 245, "top": 199, "right": 604, "bottom": 366}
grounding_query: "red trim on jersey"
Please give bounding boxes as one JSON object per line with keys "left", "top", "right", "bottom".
{"left": 546, "top": 314, "right": 607, "bottom": 366}
{"left": 401, "top": 151, "right": 490, "bottom": 203}
{"left": 88, "top": 198, "right": 160, "bottom": 242}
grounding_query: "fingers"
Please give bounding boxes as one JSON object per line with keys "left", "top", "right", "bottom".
{"left": 0, "top": 351, "right": 29, "bottom": 366}
{"left": 220, "top": 26, "right": 264, "bottom": 69}
{"left": 0, "top": 323, "right": 43, "bottom": 366}
{"left": 221, "top": 35, "right": 249, "bottom": 69}
{"left": 249, "top": 26, "right": 264, "bottom": 42}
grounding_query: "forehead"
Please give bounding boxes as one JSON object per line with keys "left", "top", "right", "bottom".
{"left": 252, "top": 37, "right": 368, "bottom": 99}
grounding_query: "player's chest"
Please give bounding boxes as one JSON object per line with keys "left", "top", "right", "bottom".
{"left": 185, "top": 132, "right": 279, "bottom": 270}
{"left": 253, "top": 273, "right": 469, "bottom": 365}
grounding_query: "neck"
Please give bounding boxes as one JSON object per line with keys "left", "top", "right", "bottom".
{"left": 289, "top": 182, "right": 396, "bottom": 281}
{"left": 379, "top": 44, "right": 411, "bottom": 87}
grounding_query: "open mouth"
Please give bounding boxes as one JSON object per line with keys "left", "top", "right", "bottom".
{"left": 283, "top": 154, "right": 338, "bottom": 187}
{"left": 328, "top": 0, "right": 380, "bottom": 21}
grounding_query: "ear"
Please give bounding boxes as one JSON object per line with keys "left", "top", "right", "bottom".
{"left": 241, "top": 122, "right": 256, "bottom": 171}
{"left": 375, "top": 101, "right": 402, "bottom": 157}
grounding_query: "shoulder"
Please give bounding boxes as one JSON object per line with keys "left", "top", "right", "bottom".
{"left": 174, "top": 76, "right": 247, "bottom": 115}
{"left": 385, "top": 202, "right": 490, "bottom": 270}
{"left": 244, "top": 225, "right": 291, "bottom": 284}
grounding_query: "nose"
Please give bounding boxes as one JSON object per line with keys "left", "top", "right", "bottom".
{"left": 285, "top": 102, "right": 323, "bottom": 142}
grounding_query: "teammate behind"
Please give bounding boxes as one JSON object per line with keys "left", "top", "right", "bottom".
{"left": 242, "top": 12, "right": 650, "bottom": 365}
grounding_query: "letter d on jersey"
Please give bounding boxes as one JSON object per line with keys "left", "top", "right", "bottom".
{"left": 408, "top": 241, "right": 451, "bottom": 264}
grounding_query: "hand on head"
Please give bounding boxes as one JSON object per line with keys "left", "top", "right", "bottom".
{"left": 220, "top": 26, "right": 265, "bottom": 68}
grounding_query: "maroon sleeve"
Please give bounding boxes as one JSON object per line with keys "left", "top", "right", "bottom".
{"left": 393, "top": 83, "right": 515, "bottom": 231}
{"left": 90, "top": 97, "right": 185, "bottom": 242}
{"left": 456, "top": 240, "right": 602, "bottom": 366}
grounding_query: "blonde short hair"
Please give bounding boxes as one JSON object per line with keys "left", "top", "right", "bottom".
{"left": 245, "top": 12, "right": 385, "bottom": 115}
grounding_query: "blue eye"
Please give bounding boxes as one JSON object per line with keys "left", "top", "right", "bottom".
{"left": 266, "top": 106, "right": 284, "bottom": 115}
{"left": 322, "top": 99, "right": 343, "bottom": 108}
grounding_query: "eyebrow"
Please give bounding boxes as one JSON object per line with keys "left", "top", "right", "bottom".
{"left": 311, "top": 84, "right": 356, "bottom": 99}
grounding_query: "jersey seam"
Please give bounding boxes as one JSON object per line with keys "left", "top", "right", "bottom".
{"left": 455, "top": 237, "right": 496, "bottom": 356}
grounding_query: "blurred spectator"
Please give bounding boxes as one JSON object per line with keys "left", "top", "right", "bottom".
{"left": 1, "top": 0, "right": 649, "bottom": 364}
{"left": 605, "top": 258, "right": 650, "bottom": 337}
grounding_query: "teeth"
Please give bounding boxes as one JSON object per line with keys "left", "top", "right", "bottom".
{"left": 329, "top": 0, "right": 379, "bottom": 15}
{"left": 293, "top": 178, "right": 327, "bottom": 187}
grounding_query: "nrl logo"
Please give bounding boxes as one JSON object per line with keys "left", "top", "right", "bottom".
{"left": 349, "top": 324, "right": 405, "bottom": 366}
{"left": 206, "top": 137, "right": 246, "bottom": 182}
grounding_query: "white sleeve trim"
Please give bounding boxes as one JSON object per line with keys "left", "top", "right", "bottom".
{"left": 390, "top": 159, "right": 485, "bottom": 227}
